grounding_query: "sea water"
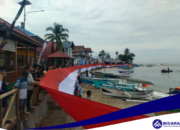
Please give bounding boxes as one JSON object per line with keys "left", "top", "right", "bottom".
{"left": 95, "top": 66, "right": 180, "bottom": 98}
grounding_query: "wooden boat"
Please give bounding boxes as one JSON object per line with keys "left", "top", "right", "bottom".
{"left": 99, "top": 87, "right": 153, "bottom": 99}
{"left": 81, "top": 72, "right": 124, "bottom": 85}
{"left": 101, "top": 82, "right": 136, "bottom": 91}
{"left": 161, "top": 70, "right": 173, "bottom": 73}
{"left": 92, "top": 80, "right": 119, "bottom": 89}
{"left": 119, "top": 70, "right": 133, "bottom": 73}
{"left": 99, "top": 78, "right": 154, "bottom": 99}
{"left": 81, "top": 76, "right": 94, "bottom": 84}
{"left": 94, "top": 72, "right": 130, "bottom": 78}
{"left": 167, "top": 87, "right": 180, "bottom": 95}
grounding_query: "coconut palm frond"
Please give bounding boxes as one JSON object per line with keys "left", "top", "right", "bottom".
{"left": 45, "top": 23, "right": 69, "bottom": 52}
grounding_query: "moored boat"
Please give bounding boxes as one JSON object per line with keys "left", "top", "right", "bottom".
{"left": 119, "top": 70, "right": 133, "bottom": 73}
{"left": 161, "top": 70, "right": 173, "bottom": 73}
{"left": 99, "top": 78, "right": 154, "bottom": 99}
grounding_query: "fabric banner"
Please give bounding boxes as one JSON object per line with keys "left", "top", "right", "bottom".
{"left": 39, "top": 63, "right": 147, "bottom": 129}
{"left": 37, "top": 41, "right": 47, "bottom": 65}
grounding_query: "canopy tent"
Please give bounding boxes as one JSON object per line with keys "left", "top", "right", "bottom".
{"left": 40, "top": 64, "right": 148, "bottom": 129}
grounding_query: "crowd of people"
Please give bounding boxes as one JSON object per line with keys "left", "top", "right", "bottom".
{"left": 0, "top": 62, "right": 93, "bottom": 122}
{"left": 0, "top": 63, "right": 51, "bottom": 120}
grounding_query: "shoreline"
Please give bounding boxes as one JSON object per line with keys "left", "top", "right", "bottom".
{"left": 38, "top": 82, "right": 155, "bottom": 129}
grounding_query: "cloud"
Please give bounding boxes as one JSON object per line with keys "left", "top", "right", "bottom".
{"left": 1, "top": 0, "right": 180, "bottom": 63}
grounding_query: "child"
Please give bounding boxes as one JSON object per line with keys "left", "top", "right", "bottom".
{"left": 13, "top": 71, "right": 30, "bottom": 118}
{"left": 85, "top": 90, "right": 91, "bottom": 100}
{"left": 77, "top": 80, "right": 83, "bottom": 97}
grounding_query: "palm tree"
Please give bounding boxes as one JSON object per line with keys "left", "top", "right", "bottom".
{"left": 124, "top": 48, "right": 130, "bottom": 56}
{"left": 44, "top": 23, "right": 69, "bottom": 52}
{"left": 115, "top": 51, "right": 118, "bottom": 59}
{"left": 116, "top": 51, "right": 118, "bottom": 56}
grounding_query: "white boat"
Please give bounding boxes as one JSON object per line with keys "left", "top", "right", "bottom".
{"left": 99, "top": 78, "right": 154, "bottom": 99}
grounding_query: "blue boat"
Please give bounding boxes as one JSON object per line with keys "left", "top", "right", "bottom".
{"left": 92, "top": 80, "right": 119, "bottom": 89}
{"left": 81, "top": 77, "right": 94, "bottom": 84}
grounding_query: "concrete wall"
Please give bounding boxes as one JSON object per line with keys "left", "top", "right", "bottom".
{"left": 20, "top": 94, "right": 50, "bottom": 130}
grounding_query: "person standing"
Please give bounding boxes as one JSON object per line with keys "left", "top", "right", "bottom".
{"left": 36, "top": 66, "right": 42, "bottom": 103}
{"left": 32, "top": 64, "right": 41, "bottom": 106}
{"left": 0, "top": 70, "right": 11, "bottom": 123}
{"left": 26, "top": 65, "right": 39, "bottom": 112}
{"left": 74, "top": 76, "right": 80, "bottom": 96}
{"left": 85, "top": 90, "right": 91, "bottom": 100}
{"left": 13, "top": 71, "right": 30, "bottom": 118}
{"left": 77, "top": 80, "right": 83, "bottom": 97}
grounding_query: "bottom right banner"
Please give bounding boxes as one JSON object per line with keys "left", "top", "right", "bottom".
{"left": 88, "top": 113, "right": 180, "bottom": 130}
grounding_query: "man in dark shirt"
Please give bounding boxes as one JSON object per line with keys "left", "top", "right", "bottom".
{"left": 32, "top": 64, "right": 42, "bottom": 106}
{"left": 0, "top": 70, "right": 11, "bottom": 123}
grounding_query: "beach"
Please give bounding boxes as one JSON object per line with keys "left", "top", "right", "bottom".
{"left": 38, "top": 82, "right": 155, "bottom": 130}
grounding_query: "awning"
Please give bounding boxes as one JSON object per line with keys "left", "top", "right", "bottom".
{"left": 125, "top": 78, "right": 154, "bottom": 85}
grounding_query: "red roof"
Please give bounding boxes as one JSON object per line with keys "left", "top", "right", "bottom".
{"left": 85, "top": 48, "right": 93, "bottom": 52}
{"left": 48, "top": 51, "right": 71, "bottom": 58}
{"left": 72, "top": 46, "right": 85, "bottom": 52}
{"left": 37, "top": 41, "right": 57, "bottom": 60}
{"left": 0, "top": 18, "right": 42, "bottom": 46}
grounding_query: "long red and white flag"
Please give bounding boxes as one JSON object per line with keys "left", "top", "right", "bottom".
{"left": 40, "top": 64, "right": 147, "bottom": 129}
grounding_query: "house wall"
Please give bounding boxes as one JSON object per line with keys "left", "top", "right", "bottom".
{"left": 64, "top": 48, "right": 72, "bottom": 57}
{"left": 73, "top": 56, "right": 85, "bottom": 64}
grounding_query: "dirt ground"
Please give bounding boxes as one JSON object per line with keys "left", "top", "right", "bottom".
{"left": 38, "top": 83, "right": 155, "bottom": 130}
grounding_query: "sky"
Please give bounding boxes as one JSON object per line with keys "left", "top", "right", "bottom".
{"left": 1, "top": 0, "right": 180, "bottom": 63}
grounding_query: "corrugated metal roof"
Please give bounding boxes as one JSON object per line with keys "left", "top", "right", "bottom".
{"left": 16, "top": 26, "right": 45, "bottom": 43}
{"left": 16, "top": 26, "right": 35, "bottom": 36}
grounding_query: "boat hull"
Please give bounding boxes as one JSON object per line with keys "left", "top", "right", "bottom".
{"left": 81, "top": 77, "right": 94, "bottom": 84}
{"left": 92, "top": 80, "right": 119, "bottom": 89}
{"left": 119, "top": 71, "right": 133, "bottom": 73}
{"left": 161, "top": 70, "right": 173, "bottom": 73}
{"left": 101, "top": 85, "right": 136, "bottom": 91}
{"left": 99, "top": 87, "right": 153, "bottom": 99}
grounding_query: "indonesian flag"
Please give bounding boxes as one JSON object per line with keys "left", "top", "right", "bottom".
{"left": 40, "top": 64, "right": 148, "bottom": 129}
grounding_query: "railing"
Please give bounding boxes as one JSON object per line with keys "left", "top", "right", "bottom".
{"left": 0, "top": 89, "right": 19, "bottom": 130}
{"left": 5, "top": 71, "right": 16, "bottom": 83}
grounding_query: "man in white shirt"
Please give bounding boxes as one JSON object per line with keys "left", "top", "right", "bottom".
{"left": 26, "top": 65, "right": 39, "bottom": 112}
